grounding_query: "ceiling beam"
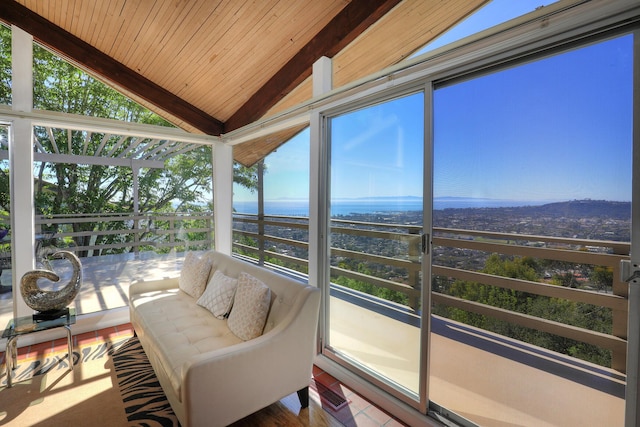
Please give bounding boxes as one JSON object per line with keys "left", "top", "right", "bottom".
{"left": 0, "top": 0, "right": 225, "bottom": 136}
{"left": 224, "top": 0, "right": 402, "bottom": 133}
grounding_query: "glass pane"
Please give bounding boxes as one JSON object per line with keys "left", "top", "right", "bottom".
{"left": 0, "top": 27, "right": 11, "bottom": 327}
{"left": 0, "top": 24, "right": 10, "bottom": 106}
{"left": 0, "top": 124, "right": 11, "bottom": 327}
{"left": 31, "top": 126, "right": 214, "bottom": 316}
{"left": 430, "top": 35, "right": 632, "bottom": 426}
{"left": 327, "top": 92, "right": 424, "bottom": 396}
{"left": 232, "top": 128, "right": 311, "bottom": 275}
{"left": 28, "top": 41, "right": 206, "bottom": 318}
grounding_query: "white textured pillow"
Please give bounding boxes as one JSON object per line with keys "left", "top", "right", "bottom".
{"left": 196, "top": 270, "right": 238, "bottom": 319}
{"left": 227, "top": 272, "right": 271, "bottom": 341}
{"left": 179, "top": 252, "right": 212, "bottom": 299}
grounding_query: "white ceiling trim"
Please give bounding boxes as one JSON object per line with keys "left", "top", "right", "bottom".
{"left": 0, "top": 106, "right": 219, "bottom": 168}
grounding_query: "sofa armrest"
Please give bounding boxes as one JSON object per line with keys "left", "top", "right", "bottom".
{"left": 182, "top": 287, "right": 320, "bottom": 427}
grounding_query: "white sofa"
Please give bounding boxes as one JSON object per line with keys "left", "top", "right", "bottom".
{"left": 128, "top": 250, "right": 321, "bottom": 427}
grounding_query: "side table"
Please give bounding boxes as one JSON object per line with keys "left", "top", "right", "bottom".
{"left": 2, "top": 308, "right": 76, "bottom": 387}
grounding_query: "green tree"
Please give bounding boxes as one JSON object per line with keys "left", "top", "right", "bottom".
{"left": 552, "top": 271, "right": 579, "bottom": 288}
{"left": 590, "top": 266, "right": 613, "bottom": 292}
{"left": 436, "top": 254, "right": 613, "bottom": 366}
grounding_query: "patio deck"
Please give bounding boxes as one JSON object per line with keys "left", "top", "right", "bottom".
{"left": 331, "top": 295, "right": 624, "bottom": 426}
{"left": 0, "top": 250, "right": 190, "bottom": 328}
{"left": 0, "top": 251, "right": 627, "bottom": 426}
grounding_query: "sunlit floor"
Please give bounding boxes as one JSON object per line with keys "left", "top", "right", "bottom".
{"left": 0, "top": 323, "right": 409, "bottom": 427}
{"left": 0, "top": 249, "right": 193, "bottom": 328}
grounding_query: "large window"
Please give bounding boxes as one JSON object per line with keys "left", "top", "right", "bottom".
{"left": 429, "top": 33, "right": 632, "bottom": 426}
{"left": 232, "top": 128, "right": 311, "bottom": 274}
{"left": 0, "top": 124, "right": 11, "bottom": 327}
{"left": 313, "top": 5, "right": 637, "bottom": 424}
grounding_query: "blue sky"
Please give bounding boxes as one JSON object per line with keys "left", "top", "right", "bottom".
{"left": 234, "top": 0, "right": 633, "bottom": 205}
{"left": 434, "top": 34, "right": 633, "bottom": 203}
{"left": 413, "top": 1, "right": 556, "bottom": 55}
{"left": 233, "top": 130, "right": 311, "bottom": 203}
{"left": 330, "top": 92, "right": 424, "bottom": 200}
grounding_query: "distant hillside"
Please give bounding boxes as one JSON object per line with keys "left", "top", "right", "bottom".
{"left": 487, "top": 199, "right": 631, "bottom": 219}
{"left": 516, "top": 200, "right": 630, "bottom": 219}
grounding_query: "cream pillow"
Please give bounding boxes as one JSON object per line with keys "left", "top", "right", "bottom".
{"left": 196, "top": 270, "right": 238, "bottom": 319}
{"left": 227, "top": 272, "right": 271, "bottom": 341}
{"left": 179, "top": 252, "right": 212, "bottom": 299}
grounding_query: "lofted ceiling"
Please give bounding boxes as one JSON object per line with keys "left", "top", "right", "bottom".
{"left": 0, "top": 0, "right": 488, "bottom": 166}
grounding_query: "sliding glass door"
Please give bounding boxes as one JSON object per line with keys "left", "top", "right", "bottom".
{"left": 323, "top": 90, "right": 428, "bottom": 406}
{"left": 318, "top": 20, "right": 636, "bottom": 427}
{"left": 429, "top": 34, "right": 633, "bottom": 426}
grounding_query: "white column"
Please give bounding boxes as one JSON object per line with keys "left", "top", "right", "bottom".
{"left": 132, "top": 164, "right": 140, "bottom": 255}
{"left": 213, "top": 142, "right": 233, "bottom": 255}
{"left": 10, "top": 26, "right": 35, "bottom": 317}
{"left": 308, "top": 56, "right": 332, "bottom": 290}
{"left": 313, "top": 56, "right": 333, "bottom": 97}
{"left": 132, "top": 165, "right": 140, "bottom": 215}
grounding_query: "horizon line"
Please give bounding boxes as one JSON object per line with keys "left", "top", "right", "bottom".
{"left": 233, "top": 197, "right": 632, "bottom": 204}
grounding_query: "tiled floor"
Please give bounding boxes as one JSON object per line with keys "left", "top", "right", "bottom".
{"left": 310, "top": 366, "right": 408, "bottom": 427}
{"left": 1, "top": 323, "right": 408, "bottom": 427}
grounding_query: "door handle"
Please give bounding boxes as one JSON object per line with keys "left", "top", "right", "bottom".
{"left": 625, "top": 270, "right": 640, "bottom": 283}
{"left": 621, "top": 260, "right": 640, "bottom": 283}
{"left": 422, "top": 233, "right": 429, "bottom": 255}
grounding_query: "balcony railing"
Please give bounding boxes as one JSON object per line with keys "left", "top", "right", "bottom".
{"left": 0, "top": 211, "right": 215, "bottom": 323}
{"left": 232, "top": 211, "right": 630, "bottom": 372}
{"left": 32, "top": 211, "right": 215, "bottom": 257}
{"left": 1, "top": 210, "right": 629, "bottom": 371}
{"left": 0, "top": 210, "right": 626, "bottom": 425}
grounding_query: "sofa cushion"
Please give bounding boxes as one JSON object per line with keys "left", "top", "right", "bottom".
{"left": 130, "top": 288, "right": 243, "bottom": 400}
{"left": 227, "top": 272, "right": 271, "bottom": 341}
{"left": 196, "top": 270, "right": 238, "bottom": 319}
{"left": 179, "top": 251, "right": 212, "bottom": 299}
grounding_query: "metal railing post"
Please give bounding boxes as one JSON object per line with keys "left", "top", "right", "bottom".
{"left": 257, "top": 160, "right": 265, "bottom": 266}
{"left": 133, "top": 217, "right": 140, "bottom": 256}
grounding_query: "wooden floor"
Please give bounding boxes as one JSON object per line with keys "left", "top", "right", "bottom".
{"left": 231, "top": 365, "right": 408, "bottom": 427}
{"left": 1, "top": 323, "right": 409, "bottom": 427}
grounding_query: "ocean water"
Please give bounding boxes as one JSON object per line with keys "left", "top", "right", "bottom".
{"left": 232, "top": 198, "right": 543, "bottom": 217}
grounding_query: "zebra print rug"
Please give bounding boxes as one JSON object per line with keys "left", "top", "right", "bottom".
{"left": 0, "top": 335, "right": 179, "bottom": 426}
{"left": 112, "top": 337, "right": 180, "bottom": 426}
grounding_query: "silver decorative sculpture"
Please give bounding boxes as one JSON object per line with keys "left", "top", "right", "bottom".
{"left": 20, "top": 250, "right": 82, "bottom": 313}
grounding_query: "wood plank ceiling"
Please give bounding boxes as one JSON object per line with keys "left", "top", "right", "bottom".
{"left": 0, "top": 0, "right": 488, "bottom": 166}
